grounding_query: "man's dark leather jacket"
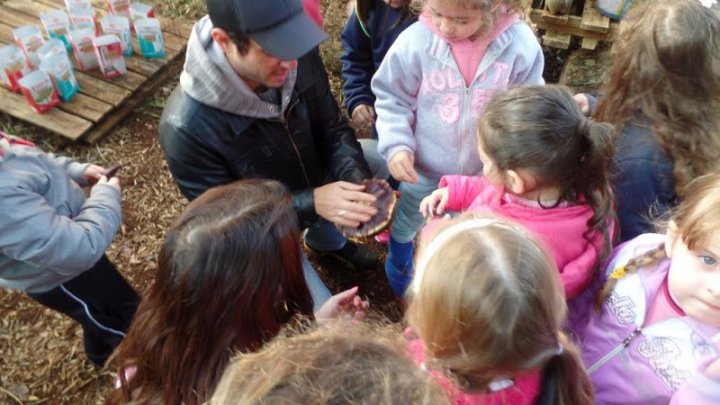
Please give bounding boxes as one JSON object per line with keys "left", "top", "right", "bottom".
{"left": 159, "top": 51, "right": 371, "bottom": 227}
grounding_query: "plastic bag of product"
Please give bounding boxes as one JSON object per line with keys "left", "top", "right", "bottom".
{"left": 69, "top": 27, "right": 99, "bottom": 71}
{"left": 38, "top": 39, "right": 79, "bottom": 101}
{"left": 101, "top": 15, "right": 132, "bottom": 57}
{"left": 0, "top": 44, "right": 32, "bottom": 92}
{"left": 596, "top": 0, "right": 634, "bottom": 19}
{"left": 12, "top": 25, "right": 45, "bottom": 69}
{"left": 129, "top": 2, "right": 155, "bottom": 20}
{"left": 108, "top": 0, "right": 132, "bottom": 19}
{"left": 93, "top": 34, "right": 126, "bottom": 79}
{"left": 135, "top": 18, "right": 165, "bottom": 59}
{"left": 40, "top": 9, "right": 72, "bottom": 51}
{"left": 64, "top": 0, "right": 92, "bottom": 9}
{"left": 18, "top": 70, "right": 60, "bottom": 113}
{"left": 68, "top": 4, "right": 99, "bottom": 36}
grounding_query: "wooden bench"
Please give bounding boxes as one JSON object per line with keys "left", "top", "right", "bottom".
{"left": 0, "top": 0, "right": 192, "bottom": 142}
{"left": 529, "top": 0, "right": 618, "bottom": 50}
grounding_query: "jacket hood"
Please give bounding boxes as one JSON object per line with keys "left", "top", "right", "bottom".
{"left": 179, "top": 16, "right": 295, "bottom": 118}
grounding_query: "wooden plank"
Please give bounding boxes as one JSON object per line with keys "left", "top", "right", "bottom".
{"left": 541, "top": 5, "right": 570, "bottom": 24}
{"left": 0, "top": 87, "right": 92, "bottom": 140}
{"left": 543, "top": 30, "right": 571, "bottom": 49}
{"left": 530, "top": 9, "right": 618, "bottom": 41}
{"left": 581, "top": 37, "right": 599, "bottom": 50}
{"left": 85, "top": 69, "right": 145, "bottom": 91}
{"left": 580, "top": 0, "right": 610, "bottom": 33}
{"left": 56, "top": 93, "right": 113, "bottom": 122}
{"left": 83, "top": 58, "right": 183, "bottom": 143}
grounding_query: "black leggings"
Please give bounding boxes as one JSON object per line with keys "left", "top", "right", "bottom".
{"left": 28, "top": 255, "right": 139, "bottom": 366}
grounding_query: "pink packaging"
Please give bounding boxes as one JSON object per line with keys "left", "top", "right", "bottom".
{"left": 68, "top": 4, "right": 99, "bottom": 36}
{"left": 92, "top": 34, "right": 126, "bottom": 79}
{"left": 0, "top": 44, "right": 32, "bottom": 92}
{"left": 107, "top": 0, "right": 131, "bottom": 19}
{"left": 100, "top": 15, "right": 132, "bottom": 56}
{"left": 129, "top": 2, "right": 155, "bottom": 20}
{"left": 18, "top": 70, "right": 60, "bottom": 114}
{"left": 12, "top": 25, "right": 45, "bottom": 69}
{"left": 69, "top": 27, "right": 99, "bottom": 71}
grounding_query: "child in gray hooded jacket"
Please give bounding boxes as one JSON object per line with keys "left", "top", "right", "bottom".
{"left": 0, "top": 132, "right": 138, "bottom": 366}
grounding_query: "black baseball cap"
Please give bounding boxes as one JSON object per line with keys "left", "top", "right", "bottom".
{"left": 206, "top": 0, "right": 328, "bottom": 60}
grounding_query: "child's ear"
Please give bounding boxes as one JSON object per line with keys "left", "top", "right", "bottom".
{"left": 665, "top": 221, "right": 679, "bottom": 258}
{"left": 504, "top": 170, "right": 527, "bottom": 194}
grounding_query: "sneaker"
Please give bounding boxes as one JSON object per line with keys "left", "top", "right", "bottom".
{"left": 374, "top": 230, "right": 390, "bottom": 244}
{"left": 304, "top": 240, "right": 378, "bottom": 270}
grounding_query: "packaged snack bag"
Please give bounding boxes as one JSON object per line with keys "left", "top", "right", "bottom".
{"left": 101, "top": 15, "right": 132, "bottom": 56}
{"left": 38, "top": 39, "right": 79, "bottom": 101}
{"left": 18, "top": 70, "right": 60, "bottom": 114}
{"left": 12, "top": 25, "right": 45, "bottom": 69}
{"left": 108, "top": 0, "right": 132, "bottom": 19}
{"left": 68, "top": 4, "right": 99, "bottom": 36}
{"left": 129, "top": 2, "right": 155, "bottom": 20}
{"left": 93, "top": 35, "right": 126, "bottom": 79}
{"left": 40, "top": 9, "right": 72, "bottom": 51}
{"left": 134, "top": 18, "right": 164, "bottom": 59}
{"left": 64, "top": 0, "right": 92, "bottom": 8}
{"left": 69, "top": 27, "right": 98, "bottom": 71}
{"left": 0, "top": 45, "right": 32, "bottom": 92}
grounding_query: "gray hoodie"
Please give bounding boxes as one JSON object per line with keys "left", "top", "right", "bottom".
{"left": 0, "top": 138, "right": 121, "bottom": 293}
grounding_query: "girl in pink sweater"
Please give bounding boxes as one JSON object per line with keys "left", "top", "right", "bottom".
{"left": 420, "top": 85, "right": 615, "bottom": 298}
{"left": 407, "top": 214, "right": 593, "bottom": 405}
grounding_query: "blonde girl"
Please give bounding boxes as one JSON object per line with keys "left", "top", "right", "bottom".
{"left": 420, "top": 85, "right": 616, "bottom": 298}
{"left": 570, "top": 172, "right": 720, "bottom": 404}
{"left": 407, "top": 214, "right": 594, "bottom": 405}
{"left": 585, "top": 0, "right": 720, "bottom": 242}
{"left": 372, "top": 0, "right": 544, "bottom": 297}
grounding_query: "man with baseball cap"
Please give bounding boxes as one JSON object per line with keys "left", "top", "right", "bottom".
{"left": 159, "top": 0, "right": 388, "bottom": 308}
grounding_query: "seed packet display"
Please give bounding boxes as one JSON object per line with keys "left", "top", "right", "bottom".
{"left": 101, "top": 15, "right": 132, "bottom": 57}
{"left": 38, "top": 39, "right": 79, "bottom": 102}
{"left": 107, "top": 0, "right": 132, "bottom": 19}
{"left": 12, "top": 25, "right": 45, "bottom": 69}
{"left": 129, "top": 3, "right": 155, "bottom": 20}
{"left": 0, "top": 45, "right": 32, "bottom": 92}
{"left": 68, "top": 5, "right": 99, "bottom": 36}
{"left": 18, "top": 70, "right": 60, "bottom": 114}
{"left": 40, "top": 9, "right": 73, "bottom": 51}
{"left": 93, "top": 35, "right": 126, "bottom": 79}
{"left": 135, "top": 18, "right": 164, "bottom": 58}
{"left": 69, "top": 27, "right": 98, "bottom": 71}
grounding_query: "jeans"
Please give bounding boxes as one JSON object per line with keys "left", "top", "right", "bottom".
{"left": 391, "top": 174, "right": 441, "bottom": 243}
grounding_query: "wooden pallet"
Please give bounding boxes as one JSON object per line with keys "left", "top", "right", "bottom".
{"left": 530, "top": 0, "right": 619, "bottom": 50}
{"left": 0, "top": 0, "right": 192, "bottom": 142}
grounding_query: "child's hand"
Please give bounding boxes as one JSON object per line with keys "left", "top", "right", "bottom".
{"left": 419, "top": 187, "right": 449, "bottom": 218}
{"left": 96, "top": 175, "right": 121, "bottom": 192}
{"left": 84, "top": 164, "right": 106, "bottom": 185}
{"left": 573, "top": 93, "right": 591, "bottom": 115}
{"left": 351, "top": 104, "right": 376, "bottom": 125}
{"left": 389, "top": 151, "right": 419, "bottom": 183}
{"left": 315, "top": 286, "right": 369, "bottom": 321}
{"left": 705, "top": 357, "right": 720, "bottom": 381}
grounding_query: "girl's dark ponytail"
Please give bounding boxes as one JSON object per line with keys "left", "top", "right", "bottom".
{"left": 546, "top": 333, "right": 594, "bottom": 405}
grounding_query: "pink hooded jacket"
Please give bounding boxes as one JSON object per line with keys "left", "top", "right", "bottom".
{"left": 439, "top": 175, "right": 609, "bottom": 298}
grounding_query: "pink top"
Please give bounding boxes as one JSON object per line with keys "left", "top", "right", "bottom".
{"left": 419, "top": 9, "right": 518, "bottom": 86}
{"left": 303, "top": 0, "right": 324, "bottom": 27}
{"left": 435, "top": 175, "right": 612, "bottom": 298}
{"left": 407, "top": 338, "right": 542, "bottom": 405}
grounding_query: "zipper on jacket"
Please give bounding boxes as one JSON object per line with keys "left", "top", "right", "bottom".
{"left": 587, "top": 327, "right": 642, "bottom": 374}
{"left": 459, "top": 87, "right": 471, "bottom": 175}
{"left": 282, "top": 99, "right": 311, "bottom": 186}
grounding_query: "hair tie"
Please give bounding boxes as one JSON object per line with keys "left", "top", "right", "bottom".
{"left": 556, "top": 342, "right": 564, "bottom": 356}
{"left": 578, "top": 117, "right": 592, "bottom": 136}
{"left": 609, "top": 265, "right": 627, "bottom": 280}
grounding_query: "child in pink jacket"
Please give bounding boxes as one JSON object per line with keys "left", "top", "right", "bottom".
{"left": 420, "top": 85, "right": 616, "bottom": 298}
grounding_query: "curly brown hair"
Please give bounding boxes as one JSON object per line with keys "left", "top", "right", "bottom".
{"left": 594, "top": 0, "right": 720, "bottom": 194}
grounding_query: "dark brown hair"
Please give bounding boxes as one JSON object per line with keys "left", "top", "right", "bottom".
{"left": 209, "top": 322, "right": 450, "bottom": 404}
{"left": 479, "top": 85, "right": 616, "bottom": 267}
{"left": 595, "top": 0, "right": 720, "bottom": 194}
{"left": 107, "top": 179, "right": 314, "bottom": 405}
{"left": 355, "top": 0, "right": 414, "bottom": 30}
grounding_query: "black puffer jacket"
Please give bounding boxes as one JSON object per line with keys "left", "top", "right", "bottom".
{"left": 159, "top": 50, "right": 371, "bottom": 227}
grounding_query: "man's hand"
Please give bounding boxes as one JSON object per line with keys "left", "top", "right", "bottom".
{"left": 419, "top": 187, "right": 449, "bottom": 218}
{"left": 388, "top": 151, "right": 418, "bottom": 183}
{"left": 573, "top": 93, "right": 591, "bottom": 115}
{"left": 314, "top": 181, "right": 378, "bottom": 227}
{"left": 351, "top": 104, "right": 376, "bottom": 126}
